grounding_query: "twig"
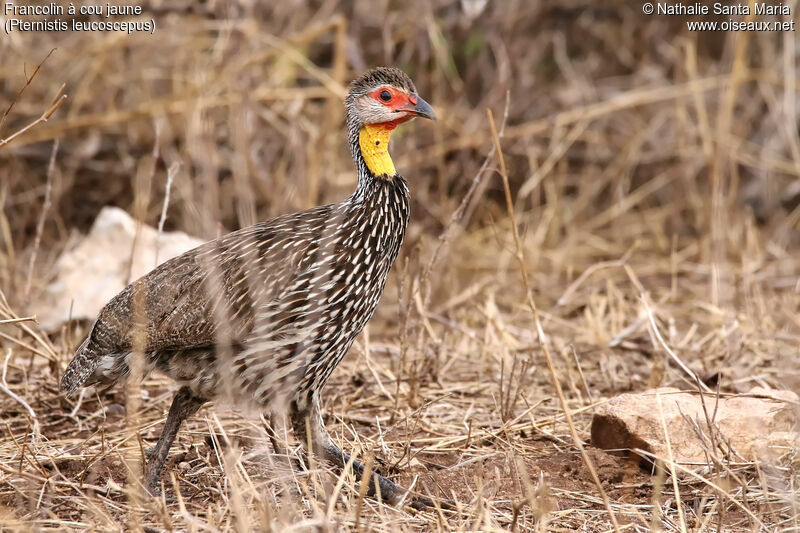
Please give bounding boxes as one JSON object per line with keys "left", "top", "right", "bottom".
{"left": 656, "top": 392, "right": 688, "bottom": 533}
{"left": 635, "top": 446, "right": 765, "bottom": 528}
{"left": 0, "top": 291, "right": 58, "bottom": 361}
{"left": 0, "top": 317, "right": 36, "bottom": 325}
{"left": 555, "top": 247, "right": 637, "bottom": 308}
{"left": 0, "top": 349, "right": 40, "bottom": 440}
{"left": 0, "top": 85, "right": 67, "bottom": 149}
{"left": 68, "top": 387, "right": 88, "bottom": 419}
{"left": 125, "top": 122, "right": 160, "bottom": 284}
{"left": 24, "top": 139, "right": 59, "bottom": 301}
{"left": 417, "top": 92, "right": 511, "bottom": 305}
{"left": 0, "top": 48, "right": 56, "bottom": 131}
{"left": 154, "top": 161, "right": 180, "bottom": 267}
{"left": 641, "top": 294, "right": 713, "bottom": 394}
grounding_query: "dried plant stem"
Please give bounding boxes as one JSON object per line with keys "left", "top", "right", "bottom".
{"left": 656, "top": 392, "right": 688, "bottom": 533}
{"left": 24, "top": 139, "right": 58, "bottom": 302}
{"left": 125, "top": 123, "right": 160, "bottom": 284}
{"left": 641, "top": 294, "right": 712, "bottom": 394}
{"left": 0, "top": 49, "right": 56, "bottom": 132}
{"left": 154, "top": 161, "right": 180, "bottom": 267}
{"left": 487, "top": 108, "right": 621, "bottom": 533}
{"left": 417, "top": 92, "right": 511, "bottom": 306}
{"left": 0, "top": 317, "right": 35, "bottom": 325}
{"left": 1, "top": 349, "right": 39, "bottom": 440}
{"left": 0, "top": 85, "right": 67, "bottom": 149}
{"left": 636, "top": 446, "right": 765, "bottom": 527}
{"left": 0, "top": 291, "right": 58, "bottom": 362}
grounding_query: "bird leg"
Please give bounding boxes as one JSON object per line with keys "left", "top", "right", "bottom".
{"left": 289, "top": 394, "right": 443, "bottom": 510}
{"left": 263, "top": 413, "right": 307, "bottom": 473}
{"left": 263, "top": 413, "right": 287, "bottom": 456}
{"left": 144, "top": 386, "right": 206, "bottom": 493}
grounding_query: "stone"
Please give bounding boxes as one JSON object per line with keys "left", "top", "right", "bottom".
{"left": 591, "top": 387, "right": 800, "bottom": 468}
{"left": 29, "top": 206, "right": 204, "bottom": 329}
{"left": 104, "top": 403, "right": 126, "bottom": 418}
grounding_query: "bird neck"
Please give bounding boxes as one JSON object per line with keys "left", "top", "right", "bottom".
{"left": 358, "top": 124, "right": 396, "bottom": 177}
{"left": 348, "top": 117, "right": 399, "bottom": 194}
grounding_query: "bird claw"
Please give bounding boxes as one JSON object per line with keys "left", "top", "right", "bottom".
{"left": 365, "top": 469, "right": 455, "bottom": 511}
{"left": 146, "top": 483, "right": 178, "bottom": 501}
{"left": 145, "top": 480, "right": 162, "bottom": 497}
{"left": 406, "top": 494, "right": 457, "bottom": 512}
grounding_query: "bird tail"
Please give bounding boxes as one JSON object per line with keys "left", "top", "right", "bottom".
{"left": 60, "top": 336, "right": 100, "bottom": 395}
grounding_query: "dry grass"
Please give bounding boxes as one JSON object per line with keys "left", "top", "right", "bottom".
{"left": 2, "top": 1, "right": 800, "bottom": 531}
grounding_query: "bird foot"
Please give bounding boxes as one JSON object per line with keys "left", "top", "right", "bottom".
{"left": 407, "top": 494, "right": 457, "bottom": 511}
{"left": 145, "top": 479, "right": 163, "bottom": 497}
{"left": 365, "top": 469, "right": 455, "bottom": 511}
{"left": 145, "top": 474, "right": 162, "bottom": 496}
{"left": 144, "top": 455, "right": 167, "bottom": 497}
{"left": 145, "top": 482, "right": 178, "bottom": 501}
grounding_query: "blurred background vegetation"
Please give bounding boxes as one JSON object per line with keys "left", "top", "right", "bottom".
{"left": 3, "top": 1, "right": 797, "bottom": 261}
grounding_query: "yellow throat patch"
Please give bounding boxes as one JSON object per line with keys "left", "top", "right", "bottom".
{"left": 359, "top": 124, "right": 396, "bottom": 177}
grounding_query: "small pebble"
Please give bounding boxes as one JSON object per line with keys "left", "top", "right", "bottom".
{"left": 105, "top": 403, "right": 126, "bottom": 417}
{"left": 178, "top": 461, "right": 191, "bottom": 471}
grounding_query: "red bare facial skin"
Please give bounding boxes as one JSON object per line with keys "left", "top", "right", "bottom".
{"left": 368, "top": 86, "right": 417, "bottom": 130}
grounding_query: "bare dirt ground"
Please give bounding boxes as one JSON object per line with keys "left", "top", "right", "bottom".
{"left": 2, "top": 2, "right": 800, "bottom": 531}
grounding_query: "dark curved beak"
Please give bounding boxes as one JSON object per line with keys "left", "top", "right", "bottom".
{"left": 398, "top": 95, "right": 436, "bottom": 121}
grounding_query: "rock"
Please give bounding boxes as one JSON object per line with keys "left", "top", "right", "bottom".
{"left": 29, "top": 206, "right": 204, "bottom": 329}
{"left": 591, "top": 387, "right": 799, "bottom": 468}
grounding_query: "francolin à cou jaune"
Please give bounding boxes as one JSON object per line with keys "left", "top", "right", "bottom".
{"left": 62, "top": 67, "right": 441, "bottom": 509}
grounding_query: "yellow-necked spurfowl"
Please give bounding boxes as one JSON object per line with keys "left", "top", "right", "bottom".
{"left": 61, "top": 67, "right": 438, "bottom": 508}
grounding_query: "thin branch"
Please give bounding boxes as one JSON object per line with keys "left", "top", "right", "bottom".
{"left": 24, "top": 139, "right": 59, "bottom": 301}
{"left": 0, "top": 85, "right": 67, "bottom": 149}
{"left": 0, "top": 48, "right": 56, "bottom": 131}
{"left": 154, "top": 161, "right": 180, "bottom": 267}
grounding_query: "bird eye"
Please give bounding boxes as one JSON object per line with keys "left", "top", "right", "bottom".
{"left": 379, "top": 90, "right": 392, "bottom": 102}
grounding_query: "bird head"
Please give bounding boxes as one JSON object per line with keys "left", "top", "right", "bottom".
{"left": 345, "top": 67, "right": 435, "bottom": 178}
{"left": 345, "top": 67, "right": 436, "bottom": 127}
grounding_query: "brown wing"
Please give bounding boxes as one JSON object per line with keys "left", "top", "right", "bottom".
{"left": 61, "top": 203, "right": 340, "bottom": 393}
